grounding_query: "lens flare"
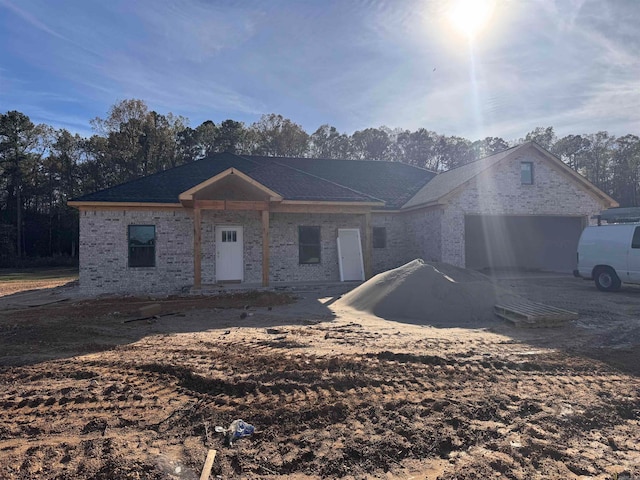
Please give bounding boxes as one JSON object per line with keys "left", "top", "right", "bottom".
{"left": 448, "top": 0, "right": 496, "bottom": 39}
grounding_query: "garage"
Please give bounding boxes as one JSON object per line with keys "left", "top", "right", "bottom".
{"left": 464, "top": 215, "right": 586, "bottom": 273}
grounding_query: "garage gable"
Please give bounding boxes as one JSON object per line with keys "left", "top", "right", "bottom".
{"left": 433, "top": 143, "right": 617, "bottom": 272}
{"left": 445, "top": 143, "right": 614, "bottom": 216}
{"left": 403, "top": 142, "right": 617, "bottom": 210}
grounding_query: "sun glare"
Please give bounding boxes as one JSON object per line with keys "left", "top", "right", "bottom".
{"left": 448, "top": 0, "right": 496, "bottom": 39}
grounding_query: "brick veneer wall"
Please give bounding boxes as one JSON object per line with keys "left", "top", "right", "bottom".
{"left": 79, "top": 209, "right": 381, "bottom": 293}
{"left": 370, "top": 213, "right": 410, "bottom": 273}
{"left": 440, "top": 150, "right": 604, "bottom": 267}
{"left": 79, "top": 208, "right": 194, "bottom": 295}
{"left": 78, "top": 151, "right": 606, "bottom": 294}
{"left": 268, "top": 213, "right": 366, "bottom": 283}
{"left": 403, "top": 208, "right": 443, "bottom": 265}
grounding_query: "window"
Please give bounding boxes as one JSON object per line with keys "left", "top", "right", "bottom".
{"left": 221, "top": 230, "right": 237, "bottom": 242}
{"left": 299, "top": 226, "right": 321, "bottom": 264}
{"left": 373, "top": 227, "right": 387, "bottom": 248}
{"left": 632, "top": 227, "right": 640, "bottom": 249}
{"left": 521, "top": 162, "right": 533, "bottom": 185}
{"left": 128, "top": 225, "right": 155, "bottom": 267}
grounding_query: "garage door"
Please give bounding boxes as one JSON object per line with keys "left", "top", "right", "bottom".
{"left": 464, "top": 215, "right": 585, "bottom": 273}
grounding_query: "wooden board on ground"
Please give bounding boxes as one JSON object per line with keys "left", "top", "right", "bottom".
{"left": 199, "top": 449, "right": 217, "bottom": 480}
{"left": 495, "top": 300, "right": 578, "bottom": 328}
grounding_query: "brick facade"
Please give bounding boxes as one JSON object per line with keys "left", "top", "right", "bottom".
{"left": 79, "top": 209, "right": 194, "bottom": 295}
{"left": 371, "top": 213, "right": 411, "bottom": 274}
{"left": 403, "top": 208, "right": 443, "bottom": 265}
{"left": 269, "top": 213, "right": 365, "bottom": 283}
{"left": 80, "top": 209, "right": 376, "bottom": 294}
{"left": 438, "top": 152, "right": 603, "bottom": 267}
{"left": 78, "top": 148, "right": 609, "bottom": 295}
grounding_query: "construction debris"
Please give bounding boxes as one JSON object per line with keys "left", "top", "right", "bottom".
{"left": 495, "top": 301, "right": 578, "bottom": 327}
{"left": 199, "top": 449, "right": 217, "bottom": 480}
{"left": 138, "top": 303, "right": 162, "bottom": 317}
{"left": 123, "top": 312, "right": 181, "bottom": 323}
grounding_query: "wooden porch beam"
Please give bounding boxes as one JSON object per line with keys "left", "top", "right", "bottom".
{"left": 226, "top": 200, "right": 269, "bottom": 211}
{"left": 271, "top": 204, "right": 371, "bottom": 214}
{"left": 193, "top": 200, "right": 269, "bottom": 211}
{"left": 193, "top": 207, "right": 202, "bottom": 288}
{"left": 363, "top": 212, "right": 373, "bottom": 279}
{"left": 194, "top": 200, "right": 225, "bottom": 210}
{"left": 262, "top": 210, "right": 270, "bottom": 287}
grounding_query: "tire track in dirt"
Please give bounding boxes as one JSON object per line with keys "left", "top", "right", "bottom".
{"left": 1, "top": 325, "right": 639, "bottom": 479}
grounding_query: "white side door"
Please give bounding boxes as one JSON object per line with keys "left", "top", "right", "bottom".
{"left": 337, "top": 228, "right": 365, "bottom": 281}
{"left": 215, "top": 226, "right": 243, "bottom": 282}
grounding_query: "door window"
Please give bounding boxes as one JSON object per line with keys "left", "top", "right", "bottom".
{"left": 632, "top": 227, "right": 640, "bottom": 249}
{"left": 222, "top": 230, "right": 237, "bottom": 242}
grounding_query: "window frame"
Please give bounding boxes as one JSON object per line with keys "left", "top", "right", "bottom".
{"left": 632, "top": 227, "right": 640, "bottom": 249}
{"left": 521, "top": 161, "right": 534, "bottom": 185}
{"left": 128, "top": 224, "right": 156, "bottom": 268}
{"left": 298, "top": 226, "right": 321, "bottom": 265}
{"left": 373, "top": 227, "right": 387, "bottom": 249}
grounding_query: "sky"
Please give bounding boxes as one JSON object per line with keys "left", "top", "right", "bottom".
{"left": 0, "top": 0, "right": 639, "bottom": 141}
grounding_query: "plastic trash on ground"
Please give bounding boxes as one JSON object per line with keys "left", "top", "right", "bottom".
{"left": 227, "top": 419, "right": 254, "bottom": 445}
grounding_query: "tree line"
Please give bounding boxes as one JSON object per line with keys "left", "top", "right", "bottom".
{"left": 1, "top": 99, "right": 639, "bottom": 266}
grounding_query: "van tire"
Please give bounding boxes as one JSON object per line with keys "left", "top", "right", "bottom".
{"left": 594, "top": 267, "right": 621, "bottom": 292}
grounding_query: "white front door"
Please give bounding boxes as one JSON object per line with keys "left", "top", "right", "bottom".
{"left": 216, "top": 226, "right": 243, "bottom": 282}
{"left": 337, "top": 228, "right": 365, "bottom": 281}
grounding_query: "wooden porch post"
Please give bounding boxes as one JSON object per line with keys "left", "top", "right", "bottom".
{"left": 262, "top": 209, "right": 270, "bottom": 287}
{"left": 193, "top": 207, "right": 202, "bottom": 288}
{"left": 364, "top": 212, "right": 373, "bottom": 279}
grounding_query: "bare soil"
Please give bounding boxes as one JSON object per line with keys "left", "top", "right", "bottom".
{"left": 0, "top": 275, "right": 639, "bottom": 479}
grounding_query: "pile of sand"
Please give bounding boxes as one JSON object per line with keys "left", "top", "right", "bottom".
{"left": 337, "top": 259, "right": 507, "bottom": 325}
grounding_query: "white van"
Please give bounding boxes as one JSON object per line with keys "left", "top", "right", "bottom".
{"left": 574, "top": 223, "right": 640, "bottom": 291}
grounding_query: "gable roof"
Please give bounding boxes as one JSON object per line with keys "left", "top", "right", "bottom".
{"left": 71, "top": 152, "right": 435, "bottom": 208}
{"left": 72, "top": 152, "right": 259, "bottom": 204}
{"left": 179, "top": 167, "right": 284, "bottom": 203}
{"left": 402, "top": 146, "right": 518, "bottom": 208}
{"left": 402, "top": 141, "right": 618, "bottom": 209}
{"left": 70, "top": 142, "right": 614, "bottom": 211}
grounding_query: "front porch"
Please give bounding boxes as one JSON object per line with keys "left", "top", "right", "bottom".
{"left": 179, "top": 167, "right": 381, "bottom": 288}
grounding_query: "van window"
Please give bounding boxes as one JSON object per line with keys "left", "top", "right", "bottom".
{"left": 632, "top": 227, "right": 640, "bottom": 249}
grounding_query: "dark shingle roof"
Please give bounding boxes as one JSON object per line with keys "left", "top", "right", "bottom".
{"left": 242, "top": 155, "right": 436, "bottom": 208}
{"left": 248, "top": 162, "right": 381, "bottom": 202}
{"left": 74, "top": 153, "right": 260, "bottom": 203}
{"left": 72, "top": 152, "right": 436, "bottom": 208}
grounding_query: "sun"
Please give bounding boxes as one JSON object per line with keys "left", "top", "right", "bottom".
{"left": 448, "top": 0, "right": 496, "bottom": 39}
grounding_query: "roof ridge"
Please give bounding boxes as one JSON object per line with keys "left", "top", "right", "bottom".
{"left": 244, "top": 154, "right": 437, "bottom": 174}
{"left": 267, "top": 160, "right": 386, "bottom": 204}
{"left": 232, "top": 152, "right": 262, "bottom": 166}
{"left": 71, "top": 152, "right": 254, "bottom": 201}
{"left": 434, "top": 147, "right": 519, "bottom": 186}
{"left": 440, "top": 143, "right": 521, "bottom": 173}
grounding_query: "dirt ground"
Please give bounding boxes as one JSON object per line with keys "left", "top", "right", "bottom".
{"left": 0, "top": 274, "right": 639, "bottom": 479}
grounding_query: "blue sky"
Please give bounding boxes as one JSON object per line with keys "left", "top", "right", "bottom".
{"left": 1, "top": 0, "right": 638, "bottom": 141}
